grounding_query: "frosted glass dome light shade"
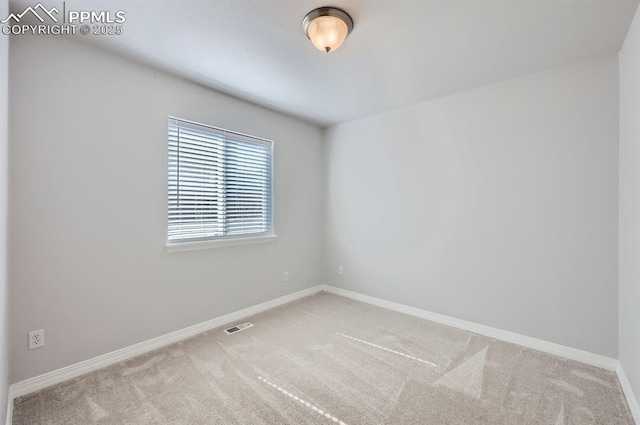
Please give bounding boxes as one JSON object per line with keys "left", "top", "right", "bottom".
{"left": 307, "top": 16, "right": 348, "bottom": 52}
{"left": 303, "top": 7, "right": 353, "bottom": 53}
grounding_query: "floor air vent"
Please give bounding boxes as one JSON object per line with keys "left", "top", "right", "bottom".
{"left": 224, "top": 322, "right": 254, "bottom": 335}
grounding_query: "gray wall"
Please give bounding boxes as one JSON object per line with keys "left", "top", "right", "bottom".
{"left": 323, "top": 56, "right": 620, "bottom": 357}
{"left": 9, "top": 35, "right": 324, "bottom": 383}
{"left": 619, "top": 4, "right": 640, "bottom": 408}
{"left": 6, "top": 25, "right": 626, "bottom": 387}
{"left": 0, "top": 0, "right": 9, "bottom": 420}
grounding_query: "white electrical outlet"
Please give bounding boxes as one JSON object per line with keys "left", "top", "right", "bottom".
{"left": 283, "top": 271, "right": 289, "bottom": 281}
{"left": 28, "top": 329, "right": 45, "bottom": 350}
{"left": 338, "top": 266, "right": 344, "bottom": 276}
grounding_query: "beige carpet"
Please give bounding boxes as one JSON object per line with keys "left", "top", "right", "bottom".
{"left": 12, "top": 292, "right": 634, "bottom": 425}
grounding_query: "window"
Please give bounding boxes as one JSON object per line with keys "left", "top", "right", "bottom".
{"left": 167, "top": 117, "right": 274, "bottom": 249}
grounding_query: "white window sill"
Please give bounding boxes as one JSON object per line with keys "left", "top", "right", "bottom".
{"left": 166, "top": 234, "right": 277, "bottom": 253}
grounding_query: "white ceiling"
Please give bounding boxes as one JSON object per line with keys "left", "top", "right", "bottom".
{"left": 11, "top": 0, "right": 640, "bottom": 126}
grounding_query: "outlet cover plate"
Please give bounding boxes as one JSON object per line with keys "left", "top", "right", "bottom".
{"left": 28, "top": 329, "right": 45, "bottom": 350}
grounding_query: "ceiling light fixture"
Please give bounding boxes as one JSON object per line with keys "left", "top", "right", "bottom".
{"left": 302, "top": 7, "right": 354, "bottom": 53}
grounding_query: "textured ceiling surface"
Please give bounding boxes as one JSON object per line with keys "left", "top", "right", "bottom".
{"left": 10, "top": 0, "right": 640, "bottom": 126}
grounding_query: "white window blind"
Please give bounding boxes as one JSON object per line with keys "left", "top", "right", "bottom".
{"left": 168, "top": 118, "right": 273, "bottom": 244}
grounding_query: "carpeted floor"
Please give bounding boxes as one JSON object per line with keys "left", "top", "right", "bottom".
{"left": 12, "top": 292, "right": 634, "bottom": 425}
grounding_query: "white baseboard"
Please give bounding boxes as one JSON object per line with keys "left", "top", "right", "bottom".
{"left": 617, "top": 362, "right": 640, "bottom": 424}
{"left": 7, "top": 285, "right": 324, "bottom": 412}
{"left": 319, "top": 285, "right": 618, "bottom": 371}
{"left": 4, "top": 386, "right": 13, "bottom": 425}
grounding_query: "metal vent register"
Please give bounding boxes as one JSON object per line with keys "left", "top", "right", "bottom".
{"left": 223, "top": 322, "right": 254, "bottom": 335}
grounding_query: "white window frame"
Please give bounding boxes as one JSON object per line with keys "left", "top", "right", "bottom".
{"left": 166, "top": 117, "right": 276, "bottom": 252}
